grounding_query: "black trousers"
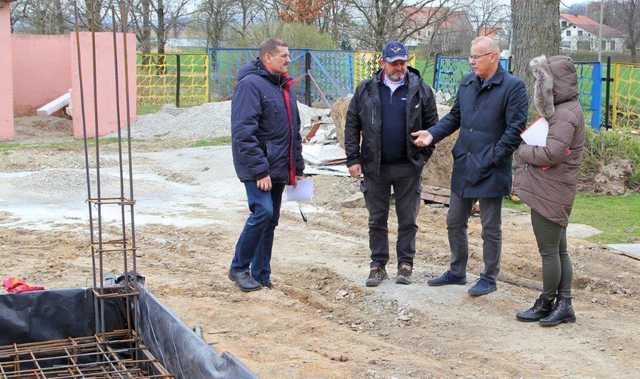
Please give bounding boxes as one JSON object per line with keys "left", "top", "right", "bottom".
{"left": 447, "top": 191, "right": 502, "bottom": 283}
{"left": 362, "top": 163, "right": 422, "bottom": 269}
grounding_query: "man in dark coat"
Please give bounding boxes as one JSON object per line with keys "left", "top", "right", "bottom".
{"left": 412, "top": 36, "right": 528, "bottom": 296}
{"left": 345, "top": 41, "right": 438, "bottom": 287}
{"left": 229, "top": 38, "right": 304, "bottom": 292}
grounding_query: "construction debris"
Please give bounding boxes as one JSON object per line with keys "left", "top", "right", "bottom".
{"left": 36, "top": 91, "right": 70, "bottom": 116}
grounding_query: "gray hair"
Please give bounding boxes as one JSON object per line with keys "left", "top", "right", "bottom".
{"left": 471, "top": 36, "right": 500, "bottom": 54}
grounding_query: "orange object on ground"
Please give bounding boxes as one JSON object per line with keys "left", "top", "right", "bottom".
{"left": 2, "top": 277, "right": 46, "bottom": 294}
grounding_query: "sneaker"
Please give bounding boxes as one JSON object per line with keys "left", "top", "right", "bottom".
{"left": 259, "top": 280, "right": 273, "bottom": 289}
{"left": 228, "top": 270, "right": 261, "bottom": 292}
{"left": 395, "top": 263, "right": 413, "bottom": 285}
{"left": 427, "top": 271, "right": 467, "bottom": 286}
{"left": 468, "top": 278, "right": 497, "bottom": 297}
{"left": 365, "top": 266, "right": 388, "bottom": 287}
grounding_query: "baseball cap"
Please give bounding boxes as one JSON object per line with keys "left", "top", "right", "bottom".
{"left": 383, "top": 41, "right": 408, "bottom": 63}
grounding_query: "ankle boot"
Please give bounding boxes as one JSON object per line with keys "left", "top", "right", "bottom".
{"left": 516, "top": 295, "right": 554, "bottom": 322}
{"left": 539, "top": 296, "right": 576, "bottom": 327}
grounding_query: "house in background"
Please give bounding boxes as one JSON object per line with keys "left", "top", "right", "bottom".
{"left": 404, "top": 7, "right": 474, "bottom": 55}
{"left": 560, "top": 13, "right": 626, "bottom": 52}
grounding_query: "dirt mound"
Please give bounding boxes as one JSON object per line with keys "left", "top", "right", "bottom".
{"left": 331, "top": 96, "right": 351, "bottom": 148}
{"left": 13, "top": 116, "right": 73, "bottom": 141}
{"left": 593, "top": 159, "right": 635, "bottom": 195}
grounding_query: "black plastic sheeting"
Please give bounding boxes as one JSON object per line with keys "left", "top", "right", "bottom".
{"left": 134, "top": 282, "right": 257, "bottom": 379}
{"left": 0, "top": 288, "right": 126, "bottom": 344}
{"left": 0, "top": 286, "right": 257, "bottom": 379}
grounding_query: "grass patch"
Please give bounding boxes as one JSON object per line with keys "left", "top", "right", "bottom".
{"left": 191, "top": 136, "right": 231, "bottom": 147}
{"left": 137, "top": 103, "right": 164, "bottom": 115}
{"left": 505, "top": 194, "right": 640, "bottom": 244}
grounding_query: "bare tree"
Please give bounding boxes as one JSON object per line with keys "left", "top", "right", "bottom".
{"left": 10, "top": 0, "right": 63, "bottom": 33}
{"left": 613, "top": 0, "right": 640, "bottom": 62}
{"left": 422, "top": 9, "right": 472, "bottom": 57}
{"left": 198, "top": 0, "right": 234, "bottom": 50}
{"left": 348, "top": 0, "right": 452, "bottom": 51}
{"left": 466, "top": 0, "right": 508, "bottom": 36}
{"left": 317, "top": 0, "right": 351, "bottom": 44}
{"left": 511, "top": 0, "right": 560, "bottom": 102}
{"left": 228, "top": 0, "right": 260, "bottom": 42}
{"left": 127, "top": 0, "right": 153, "bottom": 54}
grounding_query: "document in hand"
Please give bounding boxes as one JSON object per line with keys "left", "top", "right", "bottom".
{"left": 286, "top": 178, "right": 314, "bottom": 202}
{"left": 521, "top": 117, "right": 549, "bottom": 147}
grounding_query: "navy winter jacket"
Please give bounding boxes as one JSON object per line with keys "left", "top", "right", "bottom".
{"left": 231, "top": 59, "right": 304, "bottom": 184}
{"left": 429, "top": 65, "right": 528, "bottom": 198}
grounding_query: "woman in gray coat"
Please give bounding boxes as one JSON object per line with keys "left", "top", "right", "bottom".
{"left": 513, "top": 55, "right": 585, "bottom": 326}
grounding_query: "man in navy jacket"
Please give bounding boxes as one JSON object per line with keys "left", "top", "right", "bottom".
{"left": 229, "top": 38, "right": 304, "bottom": 292}
{"left": 413, "top": 37, "right": 528, "bottom": 296}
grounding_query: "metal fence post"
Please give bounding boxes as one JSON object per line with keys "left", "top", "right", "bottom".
{"left": 604, "top": 55, "right": 612, "bottom": 129}
{"left": 175, "top": 54, "right": 181, "bottom": 108}
{"left": 207, "top": 48, "right": 213, "bottom": 103}
{"left": 432, "top": 53, "right": 440, "bottom": 88}
{"left": 305, "top": 51, "right": 312, "bottom": 106}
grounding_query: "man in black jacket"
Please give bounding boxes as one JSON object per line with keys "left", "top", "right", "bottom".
{"left": 229, "top": 38, "right": 304, "bottom": 292}
{"left": 345, "top": 41, "right": 438, "bottom": 287}
{"left": 412, "top": 36, "right": 528, "bottom": 296}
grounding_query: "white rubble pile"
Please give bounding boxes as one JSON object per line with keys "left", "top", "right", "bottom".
{"left": 121, "top": 101, "right": 329, "bottom": 140}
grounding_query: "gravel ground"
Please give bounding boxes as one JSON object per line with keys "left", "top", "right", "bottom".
{"left": 123, "top": 101, "right": 329, "bottom": 140}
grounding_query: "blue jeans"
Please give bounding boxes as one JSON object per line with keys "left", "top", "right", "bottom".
{"left": 230, "top": 181, "right": 284, "bottom": 284}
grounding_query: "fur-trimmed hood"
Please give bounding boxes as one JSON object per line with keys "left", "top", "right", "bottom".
{"left": 529, "top": 55, "right": 579, "bottom": 119}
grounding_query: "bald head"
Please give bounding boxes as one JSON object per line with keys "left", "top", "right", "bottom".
{"left": 471, "top": 36, "right": 500, "bottom": 54}
{"left": 469, "top": 37, "right": 500, "bottom": 80}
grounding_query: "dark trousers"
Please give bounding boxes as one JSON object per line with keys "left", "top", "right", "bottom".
{"left": 363, "top": 163, "right": 422, "bottom": 269}
{"left": 447, "top": 191, "right": 502, "bottom": 283}
{"left": 531, "top": 209, "right": 573, "bottom": 299}
{"left": 230, "top": 182, "right": 284, "bottom": 284}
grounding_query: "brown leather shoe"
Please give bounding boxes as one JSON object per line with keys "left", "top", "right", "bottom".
{"left": 365, "top": 266, "right": 388, "bottom": 287}
{"left": 395, "top": 263, "right": 413, "bottom": 285}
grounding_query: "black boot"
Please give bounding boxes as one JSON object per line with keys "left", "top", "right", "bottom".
{"left": 228, "top": 270, "right": 261, "bottom": 292}
{"left": 516, "top": 295, "right": 554, "bottom": 322}
{"left": 539, "top": 296, "right": 576, "bottom": 327}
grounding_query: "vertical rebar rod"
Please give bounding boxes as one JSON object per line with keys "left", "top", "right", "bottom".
{"left": 120, "top": 0, "right": 138, "bottom": 274}
{"left": 73, "top": 0, "right": 100, "bottom": 335}
{"left": 89, "top": 0, "right": 106, "bottom": 333}
{"left": 111, "top": 5, "right": 133, "bottom": 332}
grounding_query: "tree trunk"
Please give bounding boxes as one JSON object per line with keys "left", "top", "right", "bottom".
{"left": 53, "top": 0, "right": 65, "bottom": 34}
{"left": 142, "top": 0, "right": 151, "bottom": 55}
{"left": 157, "top": 0, "right": 166, "bottom": 54}
{"left": 511, "top": 0, "right": 560, "bottom": 104}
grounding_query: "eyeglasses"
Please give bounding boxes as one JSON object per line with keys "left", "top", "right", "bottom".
{"left": 468, "top": 52, "right": 494, "bottom": 61}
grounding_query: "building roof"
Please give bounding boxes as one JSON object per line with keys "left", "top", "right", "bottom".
{"left": 478, "top": 26, "right": 504, "bottom": 38}
{"left": 560, "top": 13, "right": 625, "bottom": 38}
{"left": 406, "top": 7, "right": 472, "bottom": 32}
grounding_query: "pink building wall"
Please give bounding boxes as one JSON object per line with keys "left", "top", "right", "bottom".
{"left": 71, "top": 32, "right": 137, "bottom": 138}
{"left": 0, "top": 4, "right": 14, "bottom": 140}
{"left": 12, "top": 35, "right": 71, "bottom": 116}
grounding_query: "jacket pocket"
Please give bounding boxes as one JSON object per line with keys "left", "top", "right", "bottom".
{"left": 465, "top": 144, "right": 495, "bottom": 185}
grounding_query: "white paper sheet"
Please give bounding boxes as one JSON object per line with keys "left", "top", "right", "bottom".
{"left": 286, "top": 178, "right": 314, "bottom": 202}
{"left": 521, "top": 117, "right": 549, "bottom": 147}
